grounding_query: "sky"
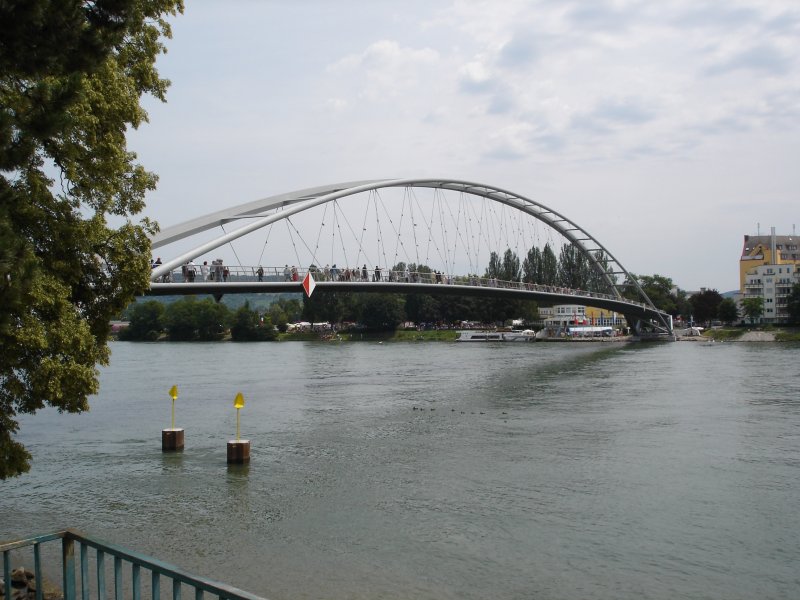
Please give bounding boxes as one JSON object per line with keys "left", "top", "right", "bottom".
{"left": 128, "top": 0, "right": 800, "bottom": 292}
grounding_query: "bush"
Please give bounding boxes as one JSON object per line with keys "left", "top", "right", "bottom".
{"left": 119, "top": 301, "right": 164, "bottom": 340}
{"left": 164, "top": 297, "right": 230, "bottom": 341}
{"left": 231, "top": 303, "right": 277, "bottom": 341}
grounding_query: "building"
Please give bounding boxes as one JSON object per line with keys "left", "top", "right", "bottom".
{"left": 540, "top": 304, "right": 625, "bottom": 329}
{"left": 739, "top": 228, "right": 800, "bottom": 324}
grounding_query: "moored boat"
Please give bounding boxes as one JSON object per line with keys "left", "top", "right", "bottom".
{"left": 501, "top": 329, "right": 536, "bottom": 342}
{"left": 456, "top": 329, "right": 536, "bottom": 342}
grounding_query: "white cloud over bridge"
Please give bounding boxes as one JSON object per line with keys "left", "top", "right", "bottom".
{"left": 131, "top": 0, "right": 800, "bottom": 292}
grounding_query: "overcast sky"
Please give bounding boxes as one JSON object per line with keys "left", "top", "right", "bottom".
{"left": 129, "top": 0, "right": 800, "bottom": 292}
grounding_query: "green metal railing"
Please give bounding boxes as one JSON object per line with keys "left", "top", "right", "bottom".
{"left": 1, "top": 530, "right": 265, "bottom": 600}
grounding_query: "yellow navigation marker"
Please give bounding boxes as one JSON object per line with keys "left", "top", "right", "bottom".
{"left": 234, "top": 392, "right": 245, "bottom": 441}
{"left": 169, "top": 385, "right": 179, "bottom": 428}
{"left": 162, "top": 385, "right": 184, "bottom": 452}
{"left": 227, "top": 392, "right": 250, "bottom": 464}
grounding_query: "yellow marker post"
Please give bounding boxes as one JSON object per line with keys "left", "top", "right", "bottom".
{"left": 234, "top": 392, "right": 245, "bottom": 441}
{"left": 162, "top": 384, "right": 184, "bottom": 452}
{"left": 169, "top": 385, "right": 179, "bottom": 428}
{"left": 227, "top": 392, "right": 250, "bottom": 464}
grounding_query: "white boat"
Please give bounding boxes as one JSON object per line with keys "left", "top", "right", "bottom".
{"left": 501, "top": 329, "right": 536, "bottom": 342}
{"left": 456, "top": 330, "right": 536, "bottom": 342}
{"left": 457, "top": 331, "right": 504, "bottom": 342}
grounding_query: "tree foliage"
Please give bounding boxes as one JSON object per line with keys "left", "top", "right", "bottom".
{"left": 787, "top": 283, "right": 800, "bottom": 325}
{"left": 357, "top": 293, "right": 405, "bottom": 330}
{"left": 557, "top": 244, "right": 591, "bottom": 290}
{"left": 741, "top": 297, "right": 764, "bottom": 323}
{"left": 231, "top": 302, "right": 277, "bottom": 341}
{"left": 717, "top": 298, "right": 739, "bottom": 325}
{"left": 119, "top": 300, "right": 164, "bottom": 341}
{"left": 0, "top": 0, "right": 183, "bottom": 479}
{"left": 163, "top": 297, "right": 229, "bottom": 341}
{"left": 624, "top": 274, "right": 680, "bottom": 315}
{"left": 689, "top": 289, "right": 723, "bottom": 325}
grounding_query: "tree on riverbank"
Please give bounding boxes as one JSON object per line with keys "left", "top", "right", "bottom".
{"left": 163, "top": 297, "right": 229, "bottom": 341}
{"left": 787, "top": 283, "right": 800, "bottom": 325}
{"left": 689, "top": 289, "right": 723, "bottom": 325}
{"left": 623, "top": 274, "right": 689, "bottom": 317}
{"left": 231, "top": 302, "right": 277, "bottom": 341}
{"left": 717, "top": 298, "right": 739, "bottom": 325}
{"left": 120, "top": 300, "right": 165, "bottom": 341}
{"left": 741, "top": 297, "right": 764, "bottom": 324}
{"left": 0, "top": 0, "right": 184, "bottom": 479}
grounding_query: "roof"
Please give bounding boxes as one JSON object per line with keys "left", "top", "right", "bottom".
{"left": 741, "top": 234, "right": 800, "bottom": 260}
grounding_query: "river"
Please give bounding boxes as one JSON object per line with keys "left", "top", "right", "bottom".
{"left": 3, "top": 340, "right": 799, "bottom": 599}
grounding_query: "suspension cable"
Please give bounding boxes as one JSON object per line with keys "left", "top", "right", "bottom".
{"left": 256, "top": 221, "right": 275, "bottom": 266}
{"left": 284, "top": 218, "right": 303, "bottom": 269}
{"left": 220, "top": 224, "right": 245, "bottom": 270}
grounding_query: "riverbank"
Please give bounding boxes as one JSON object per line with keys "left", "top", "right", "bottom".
{"left": 701, "top": 327, "right": 800, "bottom": 342}
{"left": 277, "top": 329, "right": 461, "bottom": 342}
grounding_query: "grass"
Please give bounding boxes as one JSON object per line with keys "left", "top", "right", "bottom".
{"left": 703, "top": 328, "right": 746, "bottom": 341}
{"left": 702, "top": 326, "right": 800, "bottom": 342}
{"left": 775, "top": 328, "right": 800, "bottom": 342}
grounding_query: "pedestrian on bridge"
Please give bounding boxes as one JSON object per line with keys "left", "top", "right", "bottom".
{"left": 257, "top": 266, "right": 264, "bottom": 282}
{"left": 374, "top": 266, "right": 381, "bottom": 282}
{"left": 362, "top": 265, "right": 368, "bottom": 281}
{"left": 283, "top": 265, "right": 290, "bottom": 281}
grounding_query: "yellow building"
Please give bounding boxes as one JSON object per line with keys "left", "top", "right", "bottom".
{"left": 739, "top": 230, "right": 800, "bottom": 293}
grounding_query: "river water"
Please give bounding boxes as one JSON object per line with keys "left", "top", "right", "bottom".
{"left": 3, "top": 340, "right": 799, "bottom": 599}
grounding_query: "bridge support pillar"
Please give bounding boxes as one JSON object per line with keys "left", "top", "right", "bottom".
{"left": 227, "top": 440, "right": 250, "bottom": 464}
{"left": 162, "top": 428, "right": 185, "bottom": 452}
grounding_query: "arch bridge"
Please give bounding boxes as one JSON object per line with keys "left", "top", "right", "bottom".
{"left": 147, "top": 179, "right": 673, "bottom": 336}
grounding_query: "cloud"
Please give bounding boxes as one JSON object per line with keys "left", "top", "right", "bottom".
{"left": 482, "top": 121, "right": 536, "bottom": 161}
{"left": 326, "top": 98, "right": 348, "bottom": 111}
{"left": 765, "top": 11, "right": 800, "bottom": 33}
{"left": 566, "top": 2, "right": 638, "bottom": 32}
{"left": 674, "top": 4, "right": 760, "bottom": 29}
{"left": 458, "top": 59, "right": 496, "bottom": 93}
{"left": 327, "top": 40, "right": 440, "bottom": 100}
{"left": 487, "top": 92, "right": 515, "bottom": 115}
{"left": 705, "top": 43, "right": 792, "bottom": 76}
{"left": 530, "top": 130, "right": 567, "bottom": 153}
{"left": 570, "top": 98, "right": 656, "bottom": 133}
{"left": 329, "top": 39, "right": 439, "bottom": 72}
{"left": 498, "top": 32, "right": 539, "bottom": 67}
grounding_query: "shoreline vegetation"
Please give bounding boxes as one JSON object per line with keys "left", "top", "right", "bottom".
{"left": 114, "top": 324, "right": 800, "bottom": 343}
{"left": 699, "top": 327, "right": 800, "bottom": 342}
{"left": 117, "top": 297, "right": 800, "bottom": 344}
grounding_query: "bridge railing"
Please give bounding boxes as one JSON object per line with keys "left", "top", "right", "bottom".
{"left": 151, "top": 265, "right": 647, "bottom": 309}
{"left": 1, "top": 530, "right": 264, "bottom": 600}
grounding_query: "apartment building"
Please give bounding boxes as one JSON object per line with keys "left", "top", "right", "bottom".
{"left": 740, "top": 228, "right": 800, "bottom": 323}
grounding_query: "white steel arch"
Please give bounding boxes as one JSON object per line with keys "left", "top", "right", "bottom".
{"left": 150, "top": 178, "right": 668, "bottom": 331}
